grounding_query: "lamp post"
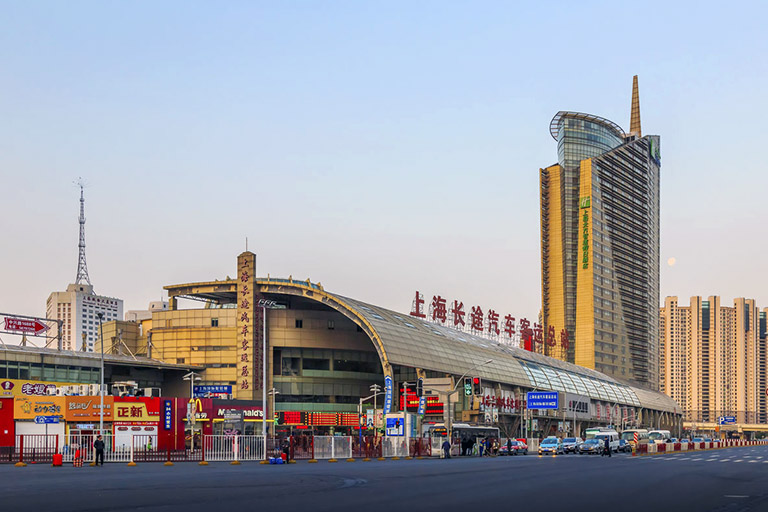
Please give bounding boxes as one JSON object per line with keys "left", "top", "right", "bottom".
{"left": 183, "top": 371, "right": 201, "bottom": 451}
{"left": 257, "top": 299, "right": 279, "bottom": 459}
{"left": 268, "top": 387, "right": 279, "bottom": 450}
{"left": 358, "top": 387, "right": 385, "bottom": 449}
{"left": 370, "top": 384, "right": 381, "bottom": 437}
{"left": 96, "top": 312, "right": 104, "bottom": 434}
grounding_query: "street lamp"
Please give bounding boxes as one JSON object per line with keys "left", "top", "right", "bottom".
{"left": 183, "top": 371, "right": 202, "bottom": 450}
{"left": 96, "top": 312, "right": 105, "bottom": 434}
{"left": 268, "top": 387, "right": 279, "bottom": 450}
{"left": 257, "top": 298, "right": 279, "bottom": 459}
{"left": 358, "top": 385, "right": 385, "bottom": 448}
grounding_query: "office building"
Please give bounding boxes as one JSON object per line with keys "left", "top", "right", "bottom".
{"left": 540, "top": 76, "right": 661, "bottom": 389}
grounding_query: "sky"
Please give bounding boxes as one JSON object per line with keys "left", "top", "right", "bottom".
{"left": 2, "top": 1, "right": 768, "bottom": 339}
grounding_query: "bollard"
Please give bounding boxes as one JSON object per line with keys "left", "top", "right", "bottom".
{"left": 127, "top": 443, "right": 137, "bottom": 467}
{"left": 231, "top": 436, "right": 241, "bottom": 465}
{"left": 164, "top": 446, "right": 174, "bottom": 466}
{"left": 15, "top": 436, "right": 26, "bottom": 467}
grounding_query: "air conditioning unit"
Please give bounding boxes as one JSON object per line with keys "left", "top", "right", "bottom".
{"left": 89, "top": 384, "right": 101, "bottom": 396}
{"left": 46, "top": 387, "right": 58, "bottom": 396}
{"left": 79, "top": 384, "right": 90, "bottom": 396}
{"left": 140, "top": 387, "right": 161, "bottom": 398}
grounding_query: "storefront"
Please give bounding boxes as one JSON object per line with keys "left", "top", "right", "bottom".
{"left": 14, "top": 396, "right": 66, "bottom": 447}
{"left": 211, "top": 402, "right": 263, "bottom": 435}
{"left": 113, "top": 397, "right": 160, "bottom": 449}
{"left": 64, "top": 396, "right": 114, "bottom": 436}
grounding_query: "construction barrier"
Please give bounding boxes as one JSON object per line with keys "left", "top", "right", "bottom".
{"left": 312, "top": 436, "right": 352, "bottom": 460}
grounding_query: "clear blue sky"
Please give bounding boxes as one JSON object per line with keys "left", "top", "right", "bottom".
{"left": 2, "top": 1, "right": 767, "bottom": 331}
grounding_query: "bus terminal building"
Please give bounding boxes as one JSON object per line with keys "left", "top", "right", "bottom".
{"left": 146, "top": 252, "right": 681, "bottom": 438}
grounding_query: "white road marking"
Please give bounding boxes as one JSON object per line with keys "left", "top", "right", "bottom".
{"left": 724, "top": 495, "right": 749, "bottom": 499}
{"left": 734, "top": 459, "right": 743, "bottom": 462}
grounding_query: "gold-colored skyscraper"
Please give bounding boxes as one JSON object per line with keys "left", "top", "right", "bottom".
{"left": 540, "top": 77, "right": 661, "bottom": 390}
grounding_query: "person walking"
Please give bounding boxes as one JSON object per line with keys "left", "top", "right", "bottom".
{"left": 506, "top": 438, "right": 512, "bottom": 456}
{"left": 94, "top": 435, "right": 105, "bottom": 466}
{"left": 478, "top": 438, "right": 485, "bottom": 457}
{"left": 602, "top": 436, "right": 611, "bottom": 458}
{"left": 441, "top": 439, "right": 451, "bottom": 459}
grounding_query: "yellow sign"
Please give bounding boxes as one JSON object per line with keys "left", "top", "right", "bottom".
{"left": 114, "top": 400, "right": 159, "bottom": 422}
{"left": 14, "top": 396, "right": 65, "bottom": 420}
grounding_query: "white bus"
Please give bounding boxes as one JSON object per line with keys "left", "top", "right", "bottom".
{"left": 648, "top": 430, "right": 672, "bottom": 444}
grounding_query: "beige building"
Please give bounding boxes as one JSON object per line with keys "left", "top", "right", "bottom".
{"left": 660, "top": 296, "right": 767, "bottom": 424}
{"left": 46, "top": 283, "right": 123, "bottom": 352}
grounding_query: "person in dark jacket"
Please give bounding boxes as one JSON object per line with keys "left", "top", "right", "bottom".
{"left": 441, "top": 439, "right": 451, "bottom": 459}
{"left": 94, "top": 435, "right": 105, "bottom": 466}
{"left": 506, "top": 438, "right": 513, "bottom": 456}
{"left": 602, "top": 436, "right": 611, "bottom": 457}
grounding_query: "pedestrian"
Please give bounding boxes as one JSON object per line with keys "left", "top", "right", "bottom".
{"left": 441, "top": 439, "right": 451, "bottom": 459}
{"left": 602, "top": 437, "right": 611, "bottom": 458}
{"left": 94, "top": 435, "right": 105, "bottom": 466}
{"left": 506, "top": 438, "right": 512, "bottom": 456}
{"left": 479, "top": 438, "right": 485, "bottom": 457}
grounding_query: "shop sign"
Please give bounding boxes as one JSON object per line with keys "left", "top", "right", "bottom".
{"left": 163, "top": 400, "right": 172, "bottom": 430}
{"left": 564, "top": 393, "right": 591, "bottom": 420}
{"left": 194, "top": 385, "right": 232, "bottom": 398}
{"left": 479, "top": 387, "right": 520, "bottom": 414}
{"left": 217, "top": 408, "right": 243, "bottom": 421}
{"left": 114, "top": 397, "right": 159, "bottom": 422}
{"left": 242, "top": 408, "right": 262, "bottom": 419}
{"left": 14, "top": 396, "right": 64, "bottom": 420}
{"left": 65, "top": 396, "right": 114, "bottom": 421}
{"left": 0, "top": 379, "right": 82, "bottom": 398}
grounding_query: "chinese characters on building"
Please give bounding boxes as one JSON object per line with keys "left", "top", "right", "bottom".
{"left": 237, "top": 252, "right": 257, "bottom": 398}
{"left": 410, "top": 291, "right": 569, "bottom": 352}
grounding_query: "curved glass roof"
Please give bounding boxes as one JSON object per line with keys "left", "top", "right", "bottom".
{"left": 335, "top": 294, "right": 678, "bottom": 413}
{"left": 549, "top": 111, "right": 626, "bottom": 141}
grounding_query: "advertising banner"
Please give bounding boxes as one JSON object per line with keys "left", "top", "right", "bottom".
{"left": 65, "top": 396, "right": 114, "bottom": 422}
{"left": 14, "top": 396, "right": 65, "bottom": 420}
{"left": 113, "top": 397, "right": 160, "bottom": 423}
{"left": 384, "top": 376, "right": 393, "bottom": 413}
{"left": 0, "top": 379, "right": 84, "bottom": 398}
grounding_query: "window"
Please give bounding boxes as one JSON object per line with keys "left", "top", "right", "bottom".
{"left": 327, "top": 320, "right": 335, "bottom": 330}
{"left": 211, "top": 318, "right": 219, "bottom": 327}
{"left": 302, "top": 358, "right": 330, "bottom": 371}
{"left": 281, "top": 357, "right": 300, "bottom": 376}
{"left": 295, "top": 319, "right": 303, "bottom": 329}
{"left": 176, "top": 358, "right": 186, "bottom": 364}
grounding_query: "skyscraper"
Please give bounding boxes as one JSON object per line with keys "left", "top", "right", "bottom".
{"left": 539, "top": 76, "right": 660, "bottom": 389}
{"left": 46, "top": 184, "right": 123, "bottom": 351}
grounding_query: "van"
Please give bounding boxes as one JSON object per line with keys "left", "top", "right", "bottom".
{"left": 648, "top": 430, "right": 672, "bottom": 444}
{"left": 594, "top": 431, "right": 620, "bottom": 453}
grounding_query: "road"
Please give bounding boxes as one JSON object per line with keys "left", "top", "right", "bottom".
{"left": 2, "top": 447, "right": 768, "bottom": 512}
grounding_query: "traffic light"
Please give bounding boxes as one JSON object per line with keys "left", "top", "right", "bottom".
{"left": 472, "top": 376, "right": 482, "bottom": 396}
{"left": 464, "top": 377, "right": 472, "bottom": 396}
{"left": 416, "top": 379, "right": 424, "bottom": 398}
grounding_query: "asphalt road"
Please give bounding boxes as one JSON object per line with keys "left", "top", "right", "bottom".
{"left": 3, "top": 446, "right": 768, "bottom": 512}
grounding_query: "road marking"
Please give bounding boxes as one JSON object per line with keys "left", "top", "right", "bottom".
{"left": 734, "top": 459, "right": 743, "bottom": 462}
{"left": 724, "top": 495, "right": 749, "bottom": 499}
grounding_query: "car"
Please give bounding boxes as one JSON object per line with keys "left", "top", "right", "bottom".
{"left": 704, "top": 438, "right": 713, "bottom": 443}
{"left": 680, "top": 438, "right": 691, "bottom": 444}
{"left": 511, "top": 440, "right": 528, "bottom": 455}
{"left": 692, "top": 437, "right": 704, "bottom": 443}
{"left": 539, "top": 437, "right": 564, "bottom": 455}
{"left": 562, "top": 437, "right": 581, "bottom": 454}
{"left": 579, "top": 438, "right": 604, "bottom": 455}
{"left": 618, "top": 439, "right": 631, "bottom": 452}
{"left": 668, "top": 438, "right": 679, "bottom": 444}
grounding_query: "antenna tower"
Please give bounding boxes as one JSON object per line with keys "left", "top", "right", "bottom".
{"left": 74, "top": 178, "right": 92, "bottom": 286}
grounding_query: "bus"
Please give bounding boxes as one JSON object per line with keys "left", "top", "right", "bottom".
{"left": 426, "top": 423, "right": 500, "bottom": 441}
{"left": 648, "top": 430, "right": 672, "bottom": 444}
{"left": 584, "top": 427, "right": 615, "bottom": 440}
{"left": 621, "top": 428, "right": 649, "bottom": 449}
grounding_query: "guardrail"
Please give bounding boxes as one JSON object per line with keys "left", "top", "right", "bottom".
{"left": 637, "top": 439, "right": 768, "bottom": 455}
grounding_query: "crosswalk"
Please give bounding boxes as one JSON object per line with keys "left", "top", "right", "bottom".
{"left": 646, "top": 448, "right": 768, "bottom": 464}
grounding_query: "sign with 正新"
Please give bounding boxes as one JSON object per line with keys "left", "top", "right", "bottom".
{"left": 114, "top": 397, "right": 159, "bottom": 422}
{"left": 34, "top": 415, "right": 59, "bottom": 424}
{"left": 383, "top": 376, "right": 393, "bottom": 414}
{"left": 527, "top": 391, "right": 559, "bottom": 410}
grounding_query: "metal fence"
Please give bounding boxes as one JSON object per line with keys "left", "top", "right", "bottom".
{"left": 203, "top": 435, "right": 265, "bottom": 462}
{"left": 312, "top": 436, "right": 352, "bottom": 459}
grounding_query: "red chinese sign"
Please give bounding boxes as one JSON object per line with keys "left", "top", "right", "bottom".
{"left": 409, "top": 290, "right": 569, "bottom": 353}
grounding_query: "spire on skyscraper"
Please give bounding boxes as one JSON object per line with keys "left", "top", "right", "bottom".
{"left": 630, "top": 75, "right": 641, "bottom": 137}
{"left": 74, "top": 178, "right": 92, "bottom": 286}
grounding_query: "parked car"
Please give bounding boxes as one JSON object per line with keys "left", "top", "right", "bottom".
{"left": 579, "top": 438, "right": 604, "bottom": 455}
{"left": 668, "top": 438, "right": 679, "bottom": 444}
{"left": 618, "top": 439, "right": 631, "bottom": 452}
{"left": 680, "top": 438, "right": 691, "bottom": 444}
{"left": 511, "top": 440, "right": 528, "bottom": 455}
{"left": 539, "top": 437, "right": 564, "bottom": 455}
{"left": 562, "top": 437, "right": 581, "bottom": 454}
{"left": 692, "top": 437, "right": 705, "bottom": 443}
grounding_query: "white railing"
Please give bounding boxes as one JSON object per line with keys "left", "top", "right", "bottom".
{"left": 381, "top": 437, "right": 409, "bottom": 458}
{"left": 312, "top": 436, "right": 352, "bottom": 459}
{"left": 203, "top": 435, "right": 264, "bottom": 461}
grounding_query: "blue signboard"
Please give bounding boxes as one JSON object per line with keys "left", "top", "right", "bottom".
{"left": 719, "top": 416, "right": 736, "bottom": 425}
{"left": 386, "top": 417, "right": 404, "bottom": 436}
{"left": 194, "top": 385, "right": 232, "bottom": 398}
{"left": 163, "top": 400, "right": 173, "bottom": 430}
{"left": 527, "top": 391, "right": 559, "bottom": 410}
{"left": 34, "top": 416, "right": 60, "bottom": 425}
{"left": 383, "top": 376, "right": 393, "bottom": 413}
{"left": 417, "top": 377, "right": 426, "bottom": 416}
